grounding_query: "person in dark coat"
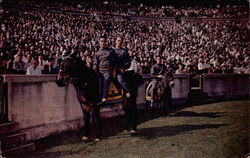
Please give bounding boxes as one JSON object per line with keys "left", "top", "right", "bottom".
{"left": 114, "top": 36, "right": 131, "bottom": 98}
{"left": 43, "top": 57, "right": 58, "bottom": 74}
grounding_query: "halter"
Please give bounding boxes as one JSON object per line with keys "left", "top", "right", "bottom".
{"left": 60, "top": 56, "right": 79, "bottom": 79}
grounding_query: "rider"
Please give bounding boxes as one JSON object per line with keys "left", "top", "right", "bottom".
{"left": 113, "top": 36, "right": 131, "bottom": 98}
{"left": 150, "top": 56, "right": 167, "bottom": 107}
{"left": 93, "top": 35, "right": 118, "bottom": 103}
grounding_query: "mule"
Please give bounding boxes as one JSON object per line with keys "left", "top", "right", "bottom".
{"left": 56, "top": 53, "right": 143, "bottom": 141}
{"left": 146, "top": 73, "right": 174, "bottom": 117}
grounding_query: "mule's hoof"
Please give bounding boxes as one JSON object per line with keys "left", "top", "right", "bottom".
{"left": 94, "top": 138, "right": 101, "bottom": 142}
{"left": 82, "top": 136, "right": 89, "bottom": 141}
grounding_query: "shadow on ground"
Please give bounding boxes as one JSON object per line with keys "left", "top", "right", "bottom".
{"left": 170, "top": 111, "right": 225, "bottom": 118}
{"left": 21, "top": 100, "right": 249, "bottom": 158}
{"left": 131, "top": 123, "right": 230, "bottom": 140}
{"left": 31, "top": 101, "right": 229, "bottom": 153}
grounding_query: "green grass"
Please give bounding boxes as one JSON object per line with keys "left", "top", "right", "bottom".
{"left": 25, "top": 100, "right": 249, "bottom": 158}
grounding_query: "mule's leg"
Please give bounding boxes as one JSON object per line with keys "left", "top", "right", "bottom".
{"left": 79, "top": 103, "right": 91, "bottom": 141}
{"left": 124, "top": 103, "right": 131, "bottom": 131}
{"left": 150, "top": 79, "right": 157, "bottom": 108}
{"left": 162, "top": 98, "right": 167, "bottom": 117}
{"left": 166, "top": 86, "right": 173, "bottom": 108}
{"left": 156, "top": 100, "right": 161, "bottom": 117}
{"left": 150, "top": 87, "right": 155, "bottom": 118}
{"left": 77, "top": 103, "right": 91, "bottom": 141}
{"left": 162, "top": 93, "right": 168, "bottom": 117}
{"left": 162, "top": 86, "right": 172, "bottom": 116}
{"left": 124, "top": 99, "right": 138, "bottom": 134}
{"left": 82, "top": 108, "right": 91, "bottom": 140}
{"left": 130, "top": 103, "right": 138, "bottom": 131}
{"left": 131, "top": 85, "right": 139, "bottom": 131}
{"left": 92, "top": 104, "right": 102, "bottom": 141}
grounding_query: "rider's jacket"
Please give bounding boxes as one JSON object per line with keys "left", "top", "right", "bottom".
{"left": 151, "top": 64, "right": 167, "bottom": 77}
{"left": 113, "top": 48, "right": 131, "bottom": 70}
{"left": 93, "top": 48, "right": 118, "bottom": 70}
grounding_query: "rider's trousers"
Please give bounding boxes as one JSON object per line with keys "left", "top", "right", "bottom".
{"left": 99, "top": 70, "right": 112, "bottom": 99}
{"left": 117, "top": 71, "right": 129, "bottom": 94}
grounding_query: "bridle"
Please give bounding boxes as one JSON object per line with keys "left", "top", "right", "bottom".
{"left": 57, "top": 56, "right": 75, "bottom": 83}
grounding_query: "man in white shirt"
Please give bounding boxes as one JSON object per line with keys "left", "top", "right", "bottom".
{"left": 127, "top": 56, "right": 139, "bottom": 73}
{"left": 26, "top": 58, "right": 42, "bottom": 75}
{"left": 38, "top": 53, "right": 47, "bottom": 71}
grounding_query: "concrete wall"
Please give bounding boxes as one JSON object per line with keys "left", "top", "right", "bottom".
{"left": 3, "top": 74, "right": 249, "bottom": 141}
{"left": 3, "top": 75, "right": 83, "bottom": 140}
{"left": 2, "top": 74, "right": 190, "bottom": 140}
{"left": 172, "top": 74, "right": 190, "bottom": 104}
{"left": 136, "top": 74, "right": 190, "bottom": 108}
{"left": 202, "top": 74, "right": 250, "bottom": 99}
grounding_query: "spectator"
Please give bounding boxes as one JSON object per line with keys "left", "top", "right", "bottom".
{"left": 141, "top": 60, "right": 151, "bottom": 74}
{"left": 24, "top": 53, "right": 33, "bottom": 69}
{"left": 26, "top": 58, "right": 42, "bottom": 75}
{"left": 12, "top": 53, "right": 27, "bottom": 74}
{"left": 175, "top": 64, "right": 185, "bottom": 74}
{"left": 38, "top": 53, "right": 47, "bottom": 71}
{"left": 0, "top": 4, "right": 248, "bottom": 76}
{"left": 43, "top": 57, "right": 58, "bottom": 74}
{"left": 213, "top": 65, "right": 223, "bottom": 73}
{"left": 127, "top": 56, "right": 141, "bottom": 74}
{"left": 0, "top": 56, "right": 10, "bottom": 74}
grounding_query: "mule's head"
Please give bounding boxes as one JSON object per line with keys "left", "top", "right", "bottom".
{"left": 56, "top": 57, "right": 76, "bottom": 87}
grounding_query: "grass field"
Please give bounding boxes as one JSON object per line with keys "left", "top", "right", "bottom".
{"left": 25, "top": 100, "right": 249, "bottom": 158}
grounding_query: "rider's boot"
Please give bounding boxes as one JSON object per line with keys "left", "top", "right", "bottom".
{"left": 126, "top": 92, "right": 131, "bottom": 98}
{"left": 101, "top": 98, "right": 107, "bottom": 103}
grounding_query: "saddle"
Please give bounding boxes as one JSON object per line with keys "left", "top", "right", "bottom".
{"left": 105, "top": 79, "right": 125, "bottom": 104}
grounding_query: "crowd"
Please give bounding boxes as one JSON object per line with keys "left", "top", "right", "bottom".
{"left": 0, "top": 4, "right": 249, "bottom": 76}
{"left": 17, "top": 0, "right": 249, "bottom": 18}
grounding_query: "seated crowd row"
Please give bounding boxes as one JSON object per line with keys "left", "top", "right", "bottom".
{"left": 0, "top": 6, "right": 249, "bottom": 75}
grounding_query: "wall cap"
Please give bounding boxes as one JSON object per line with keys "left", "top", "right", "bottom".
{"left": 2, "top": 74, "right": 191, "bottom": 83}
{"left": 2, "top": 75, "right": 57, "bottom": 83}
{"left": 202, "top": 74, "right": 250, "bottom": 78}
